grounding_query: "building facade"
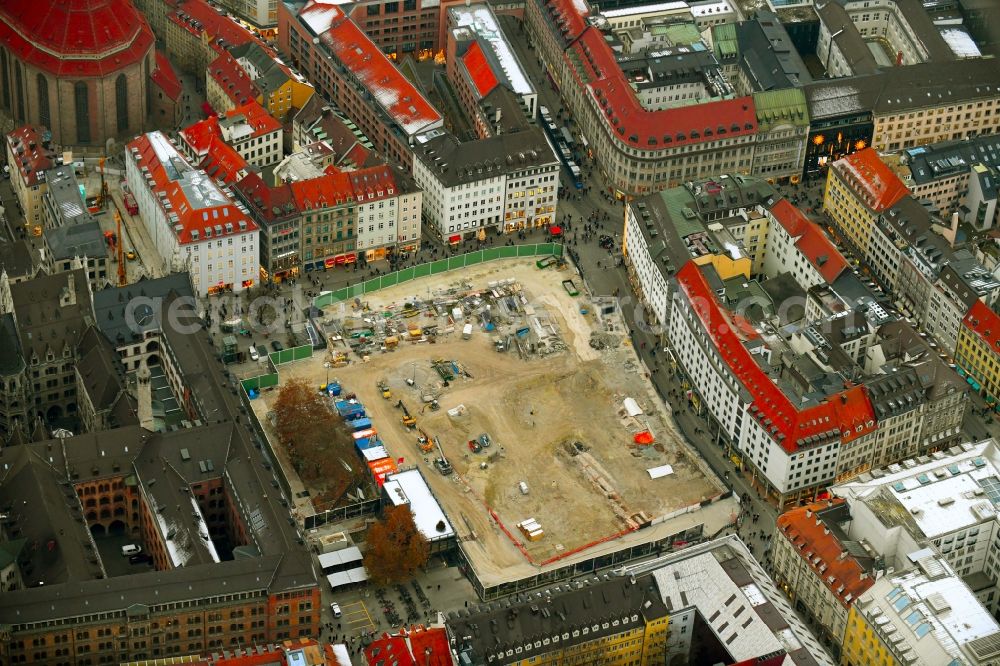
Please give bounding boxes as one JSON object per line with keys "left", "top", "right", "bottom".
{"left": 772, "top": 500, "right": 875, "bottom": 656}
{"left": 412, "top": 128, "right": 559, "bottom": 240}
{"left": 280, "top": 1, "right": 444, "bottom": 169}
{"left": 5, "top": 125, "right": 58, "bottom": 232}
{"left": 0, "top": 0, "right": 155, "bottom": 149}
{"left": 180, "top": 101, "right": 283, "bottom": 168}
{"left": 524, "top": 0, "right": 760, "bottom": 196}
{"left": 126, "top": 132, "right": 259, "bottom": 296}
{"left": 843, "top": 554, "right": 1000, "bottom": 666}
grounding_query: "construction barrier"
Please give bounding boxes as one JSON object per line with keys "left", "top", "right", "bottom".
{"left": 268, "top": 343, "right": 314, "bottom": 366}
{"left": 241, "top": 373, "right": 279, "bottom": 393}
{"left": 312, "top": 243, "right": 564, "bottom": 309}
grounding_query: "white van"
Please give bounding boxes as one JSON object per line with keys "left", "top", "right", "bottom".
{"left": 121, "top": 544, "right": 142, "bottom": 556}
{"left": 249, "top": 345, "right": 260, "bottom": 361}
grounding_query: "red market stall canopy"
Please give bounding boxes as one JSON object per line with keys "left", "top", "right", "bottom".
{"left": 634, "top": 431, "right": 655, "bottom": 445}
{"left": 549, "top": 225, "right": 563, "bottom": 237}
{"left": 368, "top": 457, "right": 399, "bottom": 485}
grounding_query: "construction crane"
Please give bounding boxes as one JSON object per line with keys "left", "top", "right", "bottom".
{"left": 115, "top": 209, "right": 126, "bottom": 287}
{"left": 433, "top": 436, "right": 453, "bottom": 476}
{"left": 96, "top": 157, "right": 109, "bottom": 210}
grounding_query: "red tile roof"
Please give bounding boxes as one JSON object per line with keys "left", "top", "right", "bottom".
{"left": 287, "top": 164, "right": 400, "bottom": 212}
{"left": 127, "top": 132, "right": 257, "bottom": 246}
{"left": 364, "top": 635, "right": 416, "bottom": 666}
{"left": 209, "top": 51, "right": 260, "bottom": 107}
{"left": 291, "top": 170, "right": 354, "bottom": 210}
{"left": 226, "top": 100, "right": 283, "bottom": 138}
{"left": 676, "top": 262, "right": 877, "bottom": 451}
{"left": 342, "top": 142, "right": 372, "bottom": 169}
{"left": 198, "top": 137, "right": 249, "bottom": 185}
{"left": 5, "top": 125, "right": 57, "bottom": 187}
{"left": 169, "top": 0, "right": 256, "bottom": 50}
{"left": 777, "top": 499, "right": 874, "bottom": 607}
{"left": 770, "top": 199, "right": 847, "bottom": 283}
{"left": 234, "top": 173, "right": 299, "bottom": 224}
{"left": 0, "top": 0, "right": 154, "bottom": 77}
{"left": 151, "top": 51, "right": 183, "bottom": 101}
{"left": 404, "top": 627, "right": 451, "bottom": 666}
{"left": 363, "top": 627, "right": 450, "bottom": 666}
{"left": 539, "top": 0, "right": 590, "bottom": 45}
{"left": 834, "top": 148, "right": 908, "bottom": 212}
{"left": 307, "top": 1, "right": 442, "bottom": 136}
{"left": 962, "top": 300, "right": 1000, "bottom": 353}
{"left": 568, "top": 27, "right": 757, "bottom": 151}
{"left": 462, "top": 41, "right": 499, "bottom": 98}
{"left": 180, "top": 116, "right": 222, "bottom": 157}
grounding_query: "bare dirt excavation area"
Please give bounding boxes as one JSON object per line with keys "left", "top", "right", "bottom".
{"left": 250, "top": 258, "right": 726, "bottom": 586}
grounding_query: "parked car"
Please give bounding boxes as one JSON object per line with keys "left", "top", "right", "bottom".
{"left": 129, "top": 553, "right": 152, "bottom": 565}
{"left": 271, "top": 340, "right": 283, "bottom": 352}
{"left": 330, "top": 602, "right": 342, "bottom": 617}
{"left": 126, "top": 250, "right": 137, "bottom": 261}
{"left": 249, "top": 345, "right": 260, "bottom": 361}
{"left": 121, "top": 544, "right": 142, "bottom": 556}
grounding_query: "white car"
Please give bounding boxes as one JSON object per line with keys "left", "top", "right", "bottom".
{"left": 121, "top": 544, "right": 142, "bottom": 556}
{"left": 249, "top": 345, "right": 260, "bottom": 361}
{"left": 330, "top": 602, "right": 341, "bottom": 617}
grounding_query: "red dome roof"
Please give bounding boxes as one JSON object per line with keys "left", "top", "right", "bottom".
{"left": 0, "top": 0, "right": 154, "bottom": 77}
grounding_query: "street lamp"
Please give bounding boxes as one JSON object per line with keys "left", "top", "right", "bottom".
{"left": 324, "top": 361, "right": 331, "bottom": 386}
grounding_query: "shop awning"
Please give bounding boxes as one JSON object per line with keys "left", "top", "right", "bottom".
{"left": 448, "top": 234, "right": 461, "bottom": 244}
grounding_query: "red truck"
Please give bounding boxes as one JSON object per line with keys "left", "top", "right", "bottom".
{"left": 123, "top": 191, "right": 138, "bottom": 216}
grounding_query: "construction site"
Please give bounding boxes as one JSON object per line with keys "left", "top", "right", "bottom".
{"left": 248, "top": 258, "right": 735, "bottom": 597}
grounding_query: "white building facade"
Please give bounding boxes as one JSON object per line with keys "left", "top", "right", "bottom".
{"left": 126, "top": 132, "right": 259, "bottom": 296}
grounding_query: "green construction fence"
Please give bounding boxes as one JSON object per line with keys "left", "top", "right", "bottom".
{"left": 313, "top": 243, "right": 563, "bottom": 309}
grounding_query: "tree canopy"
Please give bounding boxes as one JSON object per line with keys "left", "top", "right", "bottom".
{"left": 272, "top": 378, "right": 361, "bottom": 500}
{"left": 364, "top": 505, "right": 430, "bottom": 585}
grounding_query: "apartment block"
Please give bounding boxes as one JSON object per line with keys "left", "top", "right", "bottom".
{"left": 5, "top": 125, "right": 58, "bottom": 232}
{"left": 228, "top": 41, "right": 315, "bottom": 122}
{"left": 280, "top": 1, "right": 444, "bottom": 169}
{"left": 0, "top": 295, "right": 320, "bottom": 664}
{"left": 834, "top": 439, "right": 1000, "bottom": 614}
{"left": 446, "top": 3, "right": 537, "bottom": 136}
{"left": 412, "top": 127, "right": 559, "bottom": 240}
{"left": 236, "top": 164, "right": 421, "bottom": 280}
{"left": 524, "top": 0, "right": 760, "bottom": 196}
{"left": 750, "top": 88, "right": 810, "bottom": 183}
{"left": 180, "top": 100, "right": 283, "bottom": 168}
{"left": 772, "top": 500, "right": 876, "bottom": 656}
{"left": 843, "top": 554, "right": 1000, "bottom": 666}
{"left": 126, "top": 132, "right": 259, "bottom": 296}
{"left": 900, "top": 135, "right": 1000, "bottom": 230}
{"left": 39, "top": 165, "right": 110, "bottom": 290}
{"left": 802, "top": 59, "right": 1000, "bottom": 177}
{"left": 956, "top": 301, "right": 1000, "bottom": 404}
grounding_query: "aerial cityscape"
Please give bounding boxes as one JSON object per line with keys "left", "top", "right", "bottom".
{"left": 1, "top": 0, "right": 1000, "bottom": 664}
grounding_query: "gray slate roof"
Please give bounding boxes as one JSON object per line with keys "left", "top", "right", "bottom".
{"left": 9, "top": 268, "right": 94, "bottom": 361}
{"left": 44, "top": 220, "right": 108, "bottom": 262}
{"left": 93, "top": 273, "right": 194, "bottom": 347}
{"left": 449, "top": 574, "right": 669, "bottom": 665}
{"left": 414, "top": 127, "right": 558, "bottom": 187}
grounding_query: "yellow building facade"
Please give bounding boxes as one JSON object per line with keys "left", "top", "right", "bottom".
{"left": 823, "top": 148, "right": 909, "bottom": 259}
{"left": 955, "top": 300, "right": 1000, "bottom": 403}
{"left": 841, "top": 604, "right": 898, "bottom": 666}
{"left": 511, "top": 615, "right": 669, "bottom": 666}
